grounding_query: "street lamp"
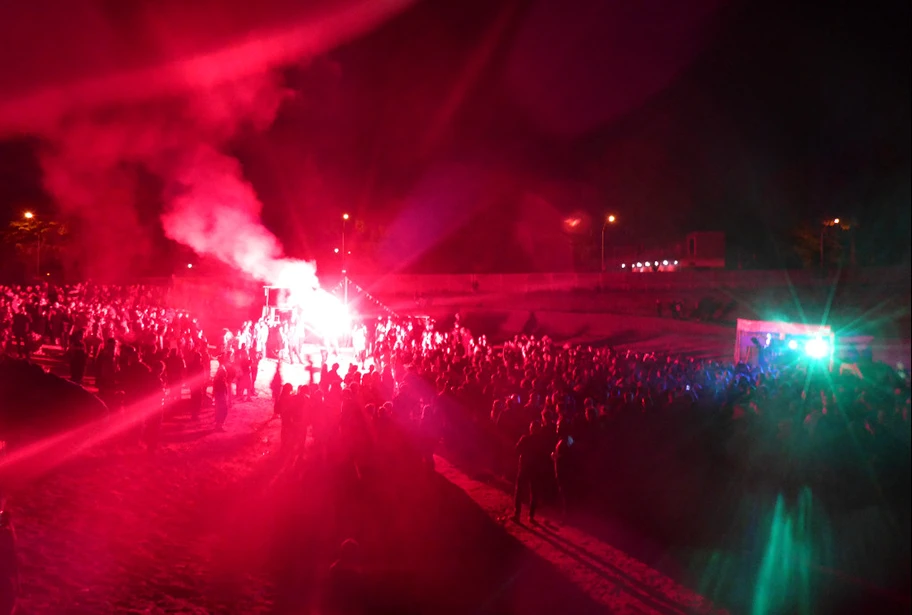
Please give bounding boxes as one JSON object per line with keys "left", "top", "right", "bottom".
{"left": 600, "top": 214, "right": 617, "bottom": 272}
{"left": 23, "top": 211, "right": 41, "bottom": 277}
{"left": 820, "top": 217, "right": 843, "bottom": 269}
{"left": 341, "top": 213, "right": 350, "bottom": 305}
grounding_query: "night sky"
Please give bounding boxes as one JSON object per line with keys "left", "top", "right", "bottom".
{"left": 0, "top": 0, "right": 909, "bottom": 276}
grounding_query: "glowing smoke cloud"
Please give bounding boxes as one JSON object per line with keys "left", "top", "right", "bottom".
{"left": 161, "top": 142, "right": 348, "bottom": 335}
{"left": 5, "top": 0, "right": 417, "bottom": 333}
{"left": 162, "top": 144, "right": 318, "bottom": 287}
{"left": 39, "top": 74, "right": 346, "bottom": 334}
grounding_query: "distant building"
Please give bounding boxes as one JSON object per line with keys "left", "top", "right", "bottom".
{"left": 680, "top": 232, "right": 725, "bottom": 268}
{"left": 610, "top": 232, "right": 726, "bottom": 272}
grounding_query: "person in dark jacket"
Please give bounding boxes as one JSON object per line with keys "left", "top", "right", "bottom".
{"left": 514, "top": 421, "right": 549, "bottom": 523}
{"left": 0, "top": 510, "right": 18, "bottom": 615}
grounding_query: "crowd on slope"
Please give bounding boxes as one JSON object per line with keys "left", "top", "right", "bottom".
{"left": 4, "top": 281, "right": 910, "bottom": 523}
{"left": 2, "top": 281, "right": 910, "bottom": 612}
{"left": 255, "top": 313, "right": 910, "bottom": 527}
{"left": 1, "top": 282, "right": 216, "bottom": 440}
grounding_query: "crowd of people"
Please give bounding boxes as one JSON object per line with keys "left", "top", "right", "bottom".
{"left": 252, "top": 312, "right": 910, "bottom": 525}
{"left": 2, "top": 281, "right": 910, "bottom": 612}
{"left": 3, "top": 281, "right": 910, "bottom": 529}
{"left": 1, "top": 282, "right": 214, "bottom": 444}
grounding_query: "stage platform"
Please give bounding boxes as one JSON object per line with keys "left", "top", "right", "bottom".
{"left": 258, "top": 343, "right": 376, "bottom": 387}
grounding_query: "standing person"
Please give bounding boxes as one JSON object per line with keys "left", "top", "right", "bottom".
{"left": 270, "top": 361, "right": 283, "bottom": 419}
{"left": 9, "top": 308, "right": 31, "bottom": 359}
{"left": 213, "top": 366, "right": 230, "bottom": 431}
{"left": 0, "top": 510, "right": 18, "bottom": 615}
{"left": 514, "top": 421, "right": 549, "bottom": 524}
{"left": 185, "top": 348, "right": 205, "bottom": 421}
{"left": 323, "top": 538, "right": 366, "bottom": 614}
{"left": 94, "top": 338, "right": 119, "bottom": 407}
{"left": 141, "top": 360, "right": 165, "bottom": 454}
{"left": 164, "top": 348, "right": 185, "bottom": 404}
{"left": 276, "top": 384, "right": 298, "bottom": 452}
{"left": 249, "top": 347, "right": 262, "bottom": 397}
{"left": 552, "top": 435, "right": 576, "bottom": 518}
{"left": 236, "top": 345, "right": 252, "bottom": 402}
{"left": 68, "top": 339, "right": 88, "bottom": 384}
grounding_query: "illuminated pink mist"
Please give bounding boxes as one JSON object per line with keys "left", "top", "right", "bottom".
{"left": 0, "top": 0, "right": 417, "bottom": 336}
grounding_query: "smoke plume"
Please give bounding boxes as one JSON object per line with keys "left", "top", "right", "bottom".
{"left": 6, "top": 0, "right": 416, "bottom": 288}
{"left": 39, "top": 71, "right": 320, "bottom": 290}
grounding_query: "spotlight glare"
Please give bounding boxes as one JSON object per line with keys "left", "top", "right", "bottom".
{"left": 620, "top": 263, "right": 626, "bottom": 268}
{"left": 636, "top": 262, "right": 643, "bottom": 268}
{"left": 787, "top": 339, "right": 799, "bottom": 351}
{"left": 804, "top": 337, "right": 830, "bottom": 360}
{"left": 662, "top": 260, "right": 669, "bottom": 266}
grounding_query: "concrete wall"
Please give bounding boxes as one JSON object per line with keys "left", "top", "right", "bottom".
{"left": 353, "top": 267, "right": 909, "bottom": 296}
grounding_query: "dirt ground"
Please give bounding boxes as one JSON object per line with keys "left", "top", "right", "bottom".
{"left": 3, "top": 359, "right": 735, "bottom": 615}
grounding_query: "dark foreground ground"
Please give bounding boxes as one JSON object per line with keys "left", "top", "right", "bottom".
{"left": 3, "top": 344, "right": 908, "bottom": 614}
{"left": 4, "top": 381, "right": 695, "bottom": 615}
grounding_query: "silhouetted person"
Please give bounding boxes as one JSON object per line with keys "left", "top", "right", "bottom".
{"left": 0, "top": 510, "right": 18, "bottom": 615}
{"left": 95, "top": 338, "right": 118, "bottom": 406}
{"left": 142, "top": 360, "right": 165, "bottom": 454}
{"left": 236, "top": 345, "right": 253, "bottom": 401}
{"left": 185, "top": 348, "right": 204, "bottom": 421}
{"left": 514, "top": 421, "right": 549, "bottom": 523}
{"left": 552, "top": 435, "right": 576, "bottom": 518}
{"left": 276, "top": 383, "right": 297, "bottom": 450}
{"left": 249, "top": 348, "right": 261, "bottom": 395}
{"left": 165, "top": 348, "right": 185, "bottom": 402}
{"left": 270, "top": 361, "right": 283, "bottom": 418}
{"left": 323, "top": 362, "right": 343, "bottom": 394}
{"left": 68, "top": 339, "right": 88, "bottom": 384}
{"left": 213, "top": 367, "right": 230, "bottom": 431}
{"left": 9, "top": 309, "right": 31, "bottom": 358}
{"left": 324, "top": 539, "right": 366, "bottom": 615}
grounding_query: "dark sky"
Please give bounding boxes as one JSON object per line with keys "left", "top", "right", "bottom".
{"left": 0, "top": 0, "right": 909, "bottom": 276}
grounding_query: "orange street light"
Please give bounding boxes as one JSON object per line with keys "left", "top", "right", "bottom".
{"left": 601, "top": 214, "right": 619, "bottom": 271}
{"left": 23, "top": 211, "right": 34, "bottom": 220}
{"left": 341, "top": 214, "right": 350, "bottom": 304}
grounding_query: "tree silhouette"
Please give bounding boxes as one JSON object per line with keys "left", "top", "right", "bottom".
{"left": 2, "top": 213, "right": 70, "bottom": 278}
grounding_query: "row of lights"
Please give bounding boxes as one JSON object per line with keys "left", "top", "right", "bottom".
{"left": 620, "top": 260, "right": 679, "bottom": 269}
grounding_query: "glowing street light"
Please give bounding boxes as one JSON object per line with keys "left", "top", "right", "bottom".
{"left": 820, "top": 217, "right": 844, "bottom": 268}
{"left": 22, "top": 211, "right": 41, "bottom": 276}
{"left": 186, "top": 263, "right": 193, "bottom": 269}
{"left": 341, "top": 214, "right": 350, "bottom": 305}
{"left": 600, "top": 214, "right": 618, "bottom": 272}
